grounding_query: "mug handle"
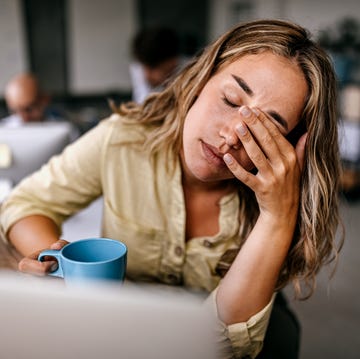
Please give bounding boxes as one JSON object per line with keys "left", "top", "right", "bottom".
{"left": 38, "top": 250, "right": 63, "bottom": 278}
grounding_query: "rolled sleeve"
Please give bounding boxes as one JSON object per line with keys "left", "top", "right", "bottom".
{"left": 204, "top": 288, "right": 275, "bottom": 359}
{"left": 0, "top": 117, "right": 113, "bottom": 238}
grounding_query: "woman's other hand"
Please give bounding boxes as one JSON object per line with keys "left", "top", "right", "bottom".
{"left": 18, "top": 239, "right": 69, "bottom": 275}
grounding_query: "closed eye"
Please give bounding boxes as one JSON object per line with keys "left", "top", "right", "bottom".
{"left": 222, "top": 96, "right": 238, "bottom": 108}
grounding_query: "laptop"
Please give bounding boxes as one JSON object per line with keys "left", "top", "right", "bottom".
{"left": 0, "top": 122, "right": 73, "bottom": 185}
{"left": 0, "top": 271, "right": 217, "bottom": 359}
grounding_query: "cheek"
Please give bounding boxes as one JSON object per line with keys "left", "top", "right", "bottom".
{"left": 182, "top": 108, "right": 198, "bottom": 140}
{"left": 186, "top": 99, "right": 226, "bottom": 135}
{"left": 183, "top": 100, "right": 209, "bottom": 135}
{"left": 182, "top": 110, "right": 201, "bottom": 157}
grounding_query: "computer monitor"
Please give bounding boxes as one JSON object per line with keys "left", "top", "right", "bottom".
{"left": 0, "top": 122, "right": 73, "bottom": 185}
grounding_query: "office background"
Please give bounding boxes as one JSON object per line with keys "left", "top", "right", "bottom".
{"left": 1, "top": 0, "right": 360, "bottom": 97}
{"left": 1, "top": 1, "right": 360, "bottom": 358}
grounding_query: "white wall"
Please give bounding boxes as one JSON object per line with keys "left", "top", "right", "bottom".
{"left": 275, "top": 0, "right": 360, "bottom": 36}
{"left": 0, "top": 0, "right": 27, "bottom": 95}
{"left": 67, "top": 0, "right": 136, "bottom": 94}
{"left": 208, "top": 0, "right": 288, "bottom": 41}
{"left": 209, "top": 0, "right": 360, "bottom": 41}
{"left": 1, "top": 0, "right": 360, "bottom": 96}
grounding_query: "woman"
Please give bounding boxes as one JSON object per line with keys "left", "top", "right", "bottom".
{"left": 0, "top": 19, "right": 342, "bottom": 358}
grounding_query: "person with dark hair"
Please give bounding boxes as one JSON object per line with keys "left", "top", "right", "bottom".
{"left": 130, "top": 26, "right": 187, "bottom": 103}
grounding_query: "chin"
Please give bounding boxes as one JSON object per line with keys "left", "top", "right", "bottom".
{"left": 190, "top": 166, "right": 235, "bottom": 183}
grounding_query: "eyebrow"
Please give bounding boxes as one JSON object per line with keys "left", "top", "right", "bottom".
{"left": 231, "top": 74, "right": 288, "bottom": 131}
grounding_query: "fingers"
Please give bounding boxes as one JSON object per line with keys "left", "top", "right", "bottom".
{"left": 240, "top": 106, "right": 292, "bottom": 162}
{"left": 253, "top": 108, "right": 307, "bottom": 173}
{"left": 222, "top": 107, "right": 275, "bottom": 189}
{"left": 18, "top": 250, "right": 58, "bottom": 276}
{"left": 223, "top": 105, "right": 304, "bottom": 190}
{"left": 18, "top": 239, "right": 68, "bottom": 276}
{"left": 51, "top": 239, "right": 69, "bottom": 250}
{"left": 234, "top": 106, "right": 281, "bottom": 174}
{"left": 223, "top": 152, "right": 256, "bottom": 188}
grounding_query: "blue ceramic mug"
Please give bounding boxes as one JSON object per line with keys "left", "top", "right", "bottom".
{"left": 38, "top": 238, "right": 127, "bottom": 284}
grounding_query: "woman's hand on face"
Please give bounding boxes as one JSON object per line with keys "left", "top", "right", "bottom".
{"left": 223, "top": 106, "right": 307, "bottom": 221}
{"left": 18, "top": 239, "right": 69, "bottom": 276}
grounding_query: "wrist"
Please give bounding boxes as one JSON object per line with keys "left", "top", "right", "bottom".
{"left": 257, "top": 211, "right": 298, "bottom": 237}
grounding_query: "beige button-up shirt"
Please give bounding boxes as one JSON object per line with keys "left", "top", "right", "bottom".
{"left": 1, "top": 114, "right": 274, "bottom": 358}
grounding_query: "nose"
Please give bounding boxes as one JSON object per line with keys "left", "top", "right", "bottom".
{"left": 219, "top": 123, "right": 240, "bottom": 151}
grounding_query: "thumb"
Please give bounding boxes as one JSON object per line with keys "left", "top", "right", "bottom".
{"left": 50, "top": 239, "right": 69, "bottom": 250}
{"left": 295, "top": 132, "right": 308, "bottom": 171}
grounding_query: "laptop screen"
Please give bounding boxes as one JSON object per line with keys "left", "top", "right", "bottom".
{"left": 0, "top": 122, "right": 73, "bottom": 185}
{"left": 0, "top": 271, "right": 217, "bottom": 359}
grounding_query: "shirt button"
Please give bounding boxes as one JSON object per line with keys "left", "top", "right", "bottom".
{"left": 174, "top": 246, "right": 183, "bottom": 256}
{"left": 203, "top": 239, "right": 213, "bottom": 248}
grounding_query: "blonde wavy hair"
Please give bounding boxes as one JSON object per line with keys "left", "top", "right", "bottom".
{"left": 117, "top": 19, "right": 343, "bottom": 298}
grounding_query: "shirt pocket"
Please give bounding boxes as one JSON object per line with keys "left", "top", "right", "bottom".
{"left": 102, "top": 199, "right": 165, "bottom": 281}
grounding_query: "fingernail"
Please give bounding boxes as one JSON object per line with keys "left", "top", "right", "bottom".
{"left": 51, "top": 243, "right": 61, "bottom": 249}
{"left": 240, "top": 106, "right": 251, "bottom": 118}
{"left": 235, "top": 122, "right": 247, "bottom": 136}
{"left": 223, "top": 153, "right": 233, "bottom": 165}
{"left": 253, "top": 108, "right": 260, "bottom": 116}
{"left": 50, "top": 261, "right": 58, "bottom": 272}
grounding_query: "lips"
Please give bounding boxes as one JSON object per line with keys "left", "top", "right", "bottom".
{"left": 201, "top": 141, "right": 226, "bottom": 167}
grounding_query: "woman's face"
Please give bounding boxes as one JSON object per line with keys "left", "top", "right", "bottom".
{"left": 181, "top": 51, "right": 308, "bottom": 184}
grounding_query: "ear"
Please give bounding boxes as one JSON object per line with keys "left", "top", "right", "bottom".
{"left": 295, "top": 132, "right": 308, "bottom": 171}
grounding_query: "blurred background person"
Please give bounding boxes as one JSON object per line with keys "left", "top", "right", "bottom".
{"left": 1, "top": 73, "right": 65, "bottom": 127}
{"left": 129, "top": 26, "right": 189, "bottom": 103}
